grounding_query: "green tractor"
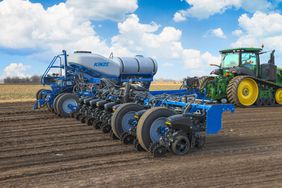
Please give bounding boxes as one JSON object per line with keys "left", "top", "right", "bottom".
{"left": 199, "top": 47, "right": 282, "bottom": 107}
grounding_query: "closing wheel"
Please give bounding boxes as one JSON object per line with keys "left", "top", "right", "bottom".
{"left": 75, "top": 113, "right": 82, "bottom": 121}
{"left": 133, "top": 139, "right": 145, "bottom": 152}
{"left": 109, "top": 130, "right": 119, "bottom": 140}
{"left": 111, "top": 103, "right": 144, "bottom": 139}
{"left": 56, "top": 93, "right": 79, "bottom": 118}
{"left": 80, "top": 116, "right": 86, "bottom": 124}
{"left": 87, "top": 118, "right": 94, "bottom": 126}
{"left": 47, "top": 102, "right": 54, "bottom": 112}
{"left": 227, "top": 76, "right": 259, "bottom": 107}
{"left": 136, "top": 107, "right": 175, "bottom": 151}
{"left": 171, "top": 134, "right": 190, "bottom": 155}
{"left": 121, "top": 132, "right": 134, "bottom": 144}
{"left": 101, "top": 124, "right": 111, "bottom": 133}
{"left": 275, "top": 88, "right": 282, "bottom": 105}
{"left": 94, "top": 122, "right": 102, "bottom": 129}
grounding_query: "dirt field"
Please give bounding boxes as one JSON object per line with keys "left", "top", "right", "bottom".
{"left": 0, "top": 102, "right": 282, "bottom": 187}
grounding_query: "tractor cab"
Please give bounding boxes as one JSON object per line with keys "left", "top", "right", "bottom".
{"left": 212, "top": 47, "right": 280, "bottom": 83}
{"left": 211, "top": 48, "right": 262, "bottom": 78}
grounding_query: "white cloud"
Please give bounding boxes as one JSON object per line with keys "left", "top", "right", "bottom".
{"left": 173, "top": 11, "right": 187, "bottom": 22}
{"left": 174, "top": 0, "right": 274, "bottom": 21}
{"left": 65, "top": 0, "right": 138, "bottom": 21}
{"left": 163, "top": 62, "right": 173, "bottom": 67}
{"left": 0, "top": 0, "right": 218, "bottom": 79}
{"left": 210, "top": 28, "right": 226, "bottom": 39}
{"left": 232, "top": 11, "right": 282, "bottom": 52}
{"left": 182, "top": 50, "right": 220, "bottom": 69}
{"left": 111, "top": 14, "right": 182, "bottom": 58}
{"left": 111, "top": 14, "right": 219, "bottom": 77}
{"left": 232, "top": 29, "right": 243, "bottom": 36}
{"left": 0, "top": 0, "right": 137, "bottom": 54}
{"left": 3, "top": 63, "right": 30, "bottom": 78}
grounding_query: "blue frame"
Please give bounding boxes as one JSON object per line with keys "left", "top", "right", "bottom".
{"left": 160, "top": 100, "right": 235, "bottom": 135}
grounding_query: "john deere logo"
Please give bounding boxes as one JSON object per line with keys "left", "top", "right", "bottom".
{"left": 94, "top": 62, "right": 109, "bottom": 67}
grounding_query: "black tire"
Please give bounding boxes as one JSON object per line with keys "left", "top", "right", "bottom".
{"left": 56, "top": 93, "right": 79, "bottom": 118}
{"left": 133, "top": 139, "right": 145, "bottom": 152}
{"left": 109, "top": 130, "right": 119, "bottom": 140}
{"left": 171, "top": 134, "right": 190, "bottom": 155}
{"left": 121, "top": 132, "right": 134, "bottom": 144}
{"left": 111, "top": 103, "right": 144, "bottom": 139}
{"left": 75, "top": 113, "right": 82, "bottom": 121}
{"left": 101, "top": 123, "right": 111, "bottom": 133}
{"left": 47, "top": 102, "right": 54, "bottom": 112}
{"left": 87, "top": 118, "right": 94, "bottom": 126}
{"left": 80, "top": 116, "right": 86, "bottom": 124}
{"left": 94, "top": 122, "right": 102, "bottom": 129}
{"left": 53, "top": 93, "right": 65, "bottom": 114}
{"left": 198, "top": 76, "right": 213, "bottom": 90}
{"left": 136, "top": 107, "right": 175, "bottom": 151}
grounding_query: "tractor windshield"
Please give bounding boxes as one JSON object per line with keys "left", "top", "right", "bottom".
{"left": 241, "top": 52, "right": 257, "bottom": 71}
{"left": 221, "top": 53, "right": 239, "bottom": 68}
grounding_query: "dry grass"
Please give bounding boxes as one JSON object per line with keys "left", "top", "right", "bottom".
{"left": 150, "top": 83, "right": 181, "bottom": 90}
{"left": 0, "top": 84, "right": 180, "bottom": 103}
{"left": 0, "top": 85, "right": 49, "bottom": 103}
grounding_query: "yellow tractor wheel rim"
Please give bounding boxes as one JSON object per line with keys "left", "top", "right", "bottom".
{"left": 275, "top": 88, "right": 282, "bottom": 105}
{"left": 237, "top": 78, "right": 259, "bottom": 106}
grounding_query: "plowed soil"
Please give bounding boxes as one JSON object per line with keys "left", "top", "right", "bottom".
{"left": 0, "top": 102, "right": 282, "bottom": 187}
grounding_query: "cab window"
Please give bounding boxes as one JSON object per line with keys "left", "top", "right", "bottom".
{"left": 241, "top": 52, "right": 257, "bottom": 71}
{"left": 221, "top": 53, "right": 239, "bottom": 68}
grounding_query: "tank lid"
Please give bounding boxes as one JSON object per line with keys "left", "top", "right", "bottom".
{"left": 74, "top": 51, "right": 92, "bottom": 54}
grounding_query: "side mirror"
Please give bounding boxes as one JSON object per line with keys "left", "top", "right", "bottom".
{"left": 209, "top": 64, "right": 220, "bottom": 68}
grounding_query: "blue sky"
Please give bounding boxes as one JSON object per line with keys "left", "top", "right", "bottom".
{"left": 0, "top": 0, "right": 282, "bottom": 81}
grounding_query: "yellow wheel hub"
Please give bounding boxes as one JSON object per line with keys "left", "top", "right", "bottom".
{"left": 275, "top": 88, "right": 282, "bottom": 105}
{"left": 237, "top": 78, "right": 259, "bottom": 106}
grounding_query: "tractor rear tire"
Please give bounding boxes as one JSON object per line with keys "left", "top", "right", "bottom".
{"left": 111, "top": 103, "right": 144, "bottom": 139}
{"left": 275, "top": 88, "right": 282, "bottom": 105}
{"left": 227, "top": 76, "right": 259, "bottom": 107}
{"left": 136, "top": 107, "right": 175, "bottom": 151}
{"left": 56, "top": 93, "right": 79, "bottom": 118}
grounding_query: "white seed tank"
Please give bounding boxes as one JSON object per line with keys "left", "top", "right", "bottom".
{"left": 67, "top": 51, "right": 157, "bottom": 78}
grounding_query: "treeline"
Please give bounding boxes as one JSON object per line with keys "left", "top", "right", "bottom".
{"left": 3, "top": 75, "right": 41, "bottom": 84}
